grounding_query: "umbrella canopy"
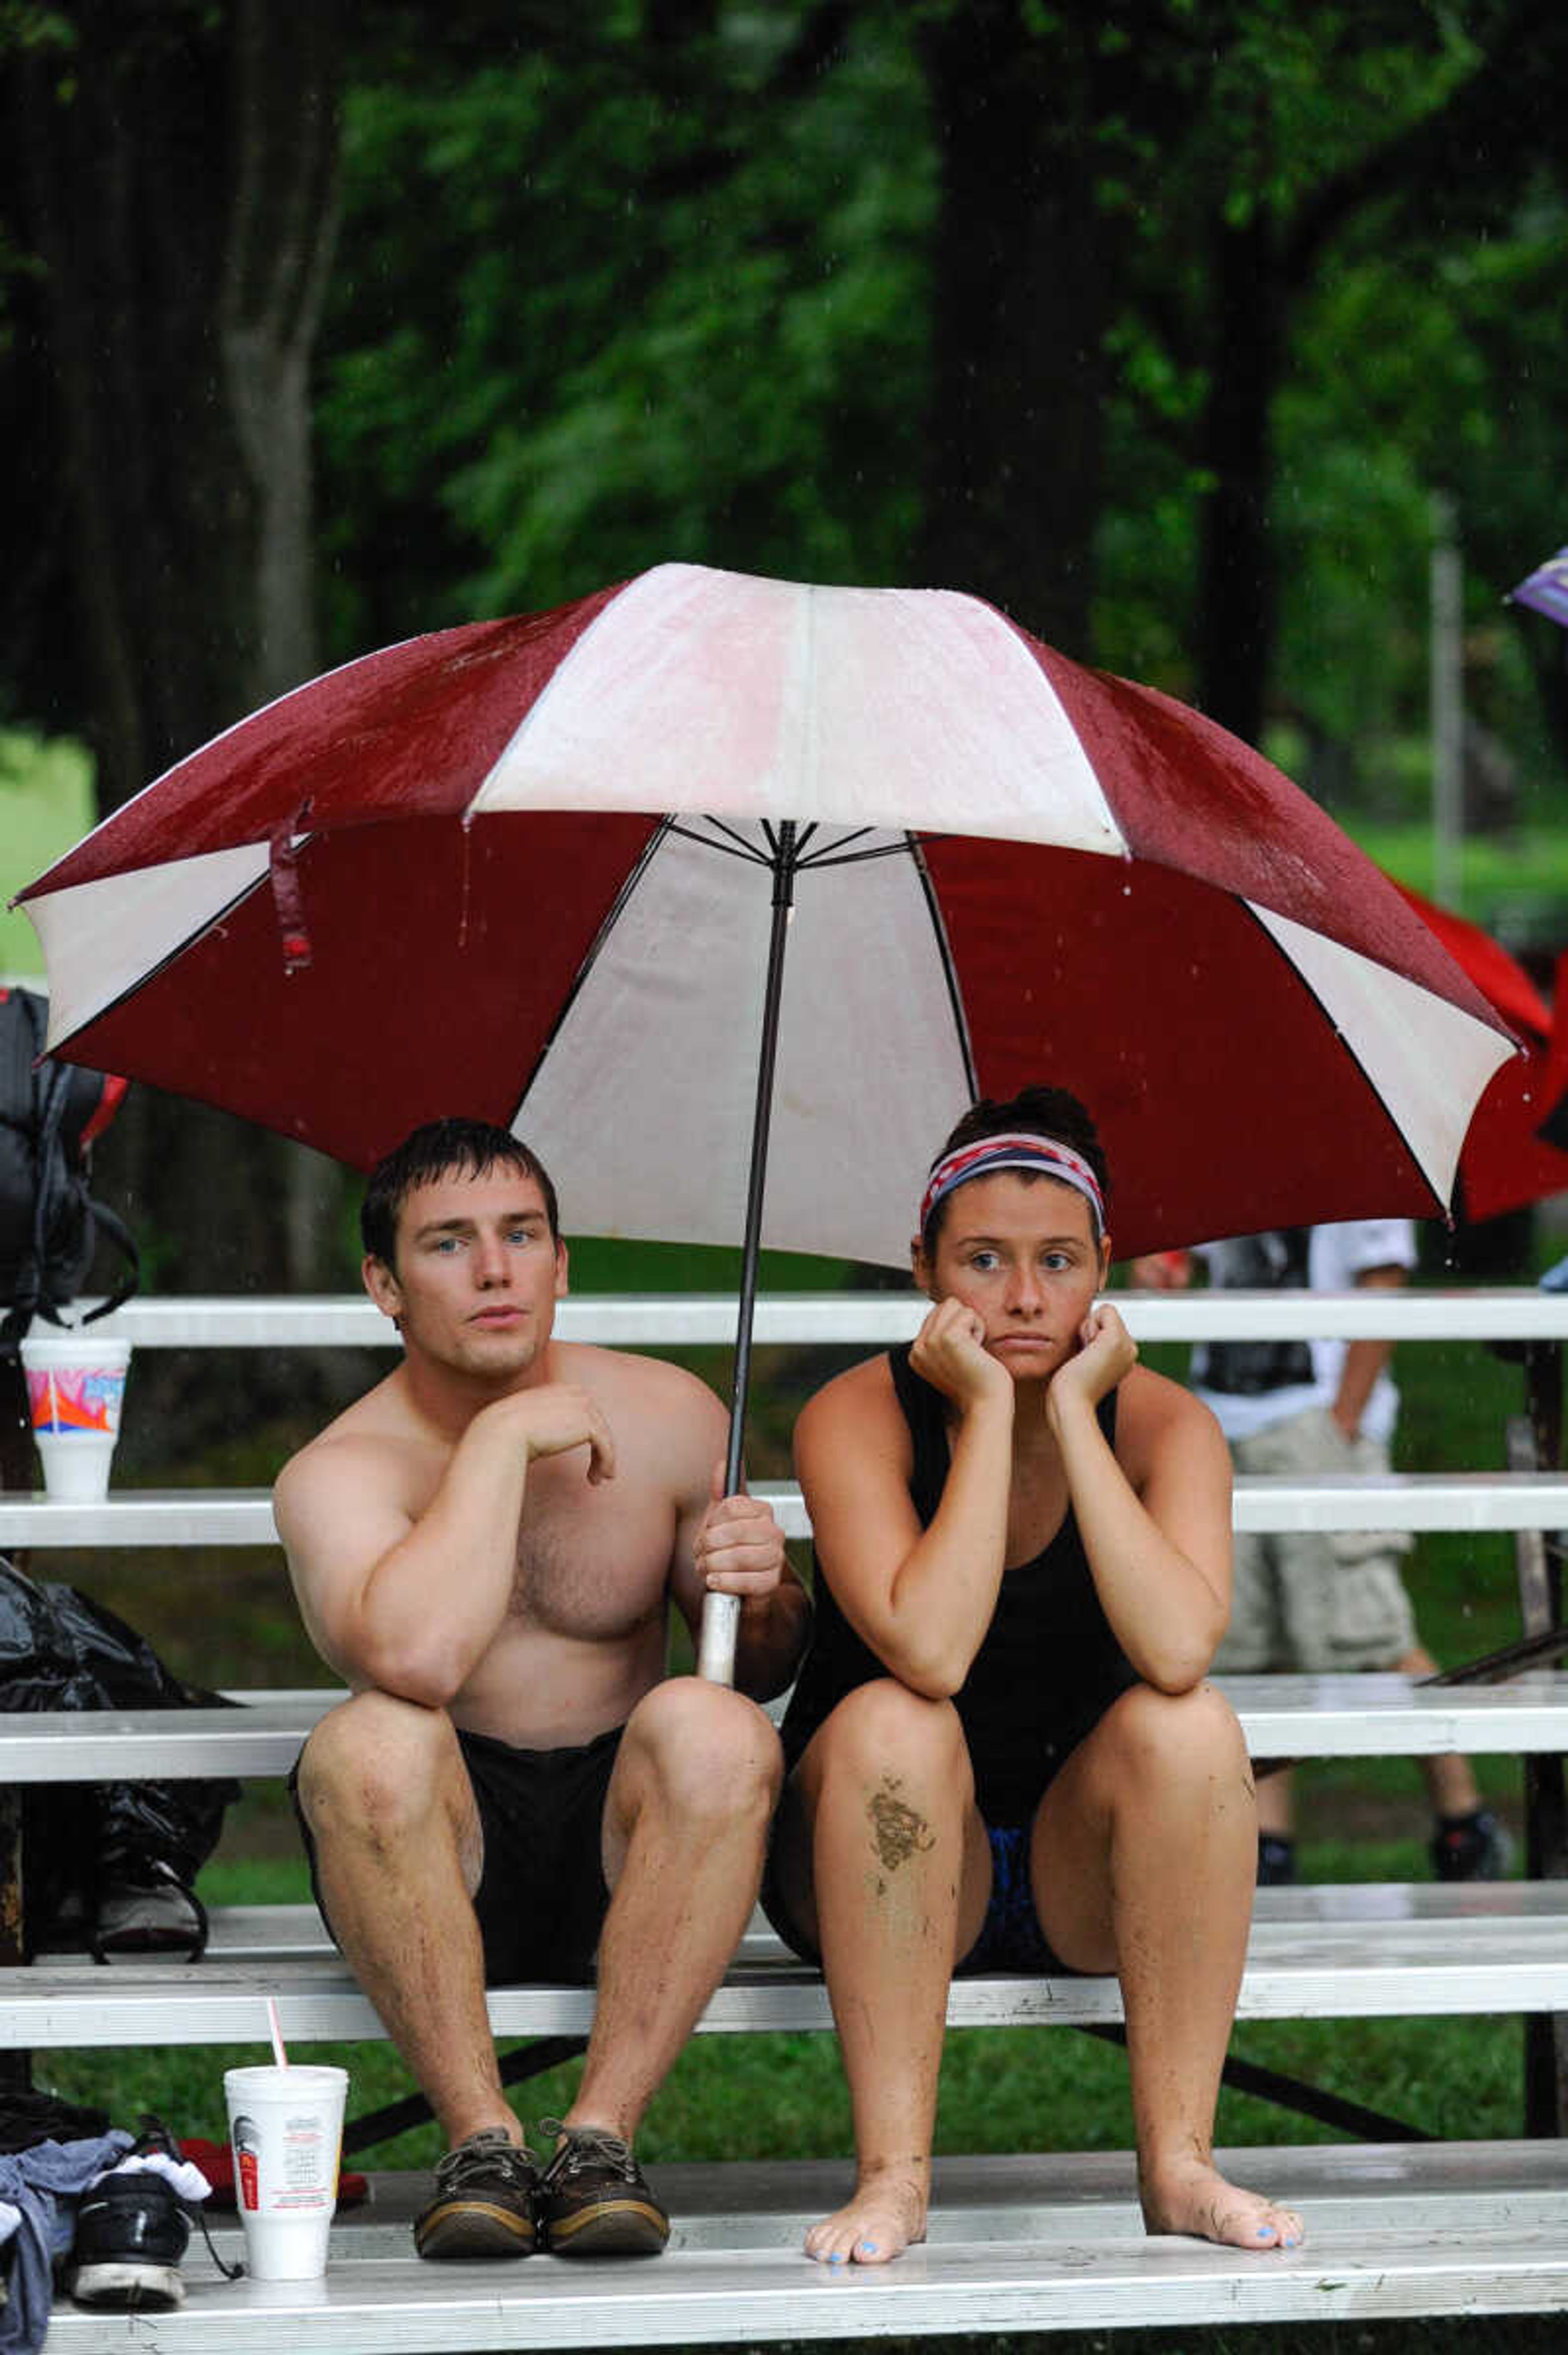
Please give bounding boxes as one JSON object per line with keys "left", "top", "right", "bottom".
{"left": 1511, "top": 548, "right": 1568, "bottom": 628}
{"left": 1390, "top": 881, "right": 1566, "bottom": 1223}
{"left": 19, "top": 563, "right": 1515, "bottom": 1270}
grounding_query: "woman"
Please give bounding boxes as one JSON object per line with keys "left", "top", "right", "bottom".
{"left": 765, "top": 1085, "right": 1302, "bottom": 2266}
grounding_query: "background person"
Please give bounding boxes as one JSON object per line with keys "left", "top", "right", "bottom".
{"left": 275, "top": 1118, "right": 808, "bottom": 2264}
{"left": 763, "top": 1087, "right": 1301, "bottom": 2268}
{"left": 1131, "top": 1225, "right": 1509, "bottom": 1884}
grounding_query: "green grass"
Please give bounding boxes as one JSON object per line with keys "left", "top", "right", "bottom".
{"left": 0, "top": 729, "right": 94, "bottom": 976}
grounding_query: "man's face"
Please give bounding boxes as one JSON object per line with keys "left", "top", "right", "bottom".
{"left": 365, "top": 1165, "right": 566, "bottom": 1379}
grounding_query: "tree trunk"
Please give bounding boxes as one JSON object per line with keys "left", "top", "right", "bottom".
{"left": 10, "top": 0, "right": 341, "bottom": 814}
{"left": 7, "top": 1, "right": 350, "bottom": 1341}
{"left": 1193, "top": 209, "right": 1284, "bottom": 746}
{"left": 913, "top": 1, "right": 1126, "bottom": 657}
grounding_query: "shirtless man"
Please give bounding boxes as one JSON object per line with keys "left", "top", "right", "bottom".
{"left": 275, "top": 1118, "right": 808, "bottom": 2262}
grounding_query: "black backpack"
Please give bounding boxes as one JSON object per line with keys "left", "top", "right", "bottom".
{"left": 0, "top": 986, "right": 138, "bottom": 1352}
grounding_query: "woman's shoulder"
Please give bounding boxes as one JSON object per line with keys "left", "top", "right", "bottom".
{"left": 794, "top": 1350, "right": 908, "bottom": 1464}
{"left": 1114, "top": 1360, "right": 1225, "bottom": 1463}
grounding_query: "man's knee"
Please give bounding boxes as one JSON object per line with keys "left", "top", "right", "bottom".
{"left": 296, "top": 1689, "right": 462, "bottom": 1839}
{"left": 623, "top": 1677, "right": 783, "bottom": 1827}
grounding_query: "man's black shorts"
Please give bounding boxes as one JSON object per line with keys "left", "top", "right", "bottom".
{"left": 290, "top": 1721, "right": 624, "bottom": 1985}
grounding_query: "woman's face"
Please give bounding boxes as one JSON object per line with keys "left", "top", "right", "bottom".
{"left": 914, "top": 1170, "right": 1110, "bottom": 1381}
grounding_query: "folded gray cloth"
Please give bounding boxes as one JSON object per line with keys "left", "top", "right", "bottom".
{"left": 0, "top": 2132, "right": 131, "bottom": 2354}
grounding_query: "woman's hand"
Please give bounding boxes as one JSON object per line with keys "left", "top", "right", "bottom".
{"left": 1046, "top": 1301, "right": 1137, "bottom": 1427}
{"left": 910, "top": 1297, "right": 1012, "bottom": 1417}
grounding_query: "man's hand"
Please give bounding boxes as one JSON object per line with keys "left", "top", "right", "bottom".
{"left": 910, "top": 1298, "right": 1012, "bottom": 1415}
{"left": 487, "top": 1383, "right": 616, "bottom": 1484}
{"left": 1047, "top": 1302, "right": 1138, "bottom": 1424}
{"left": 695, "top": 1465, "right": 786, "bottom": 1597}
{"left": 1128, "top": 1250, "right": 1193, "bottom": 1290}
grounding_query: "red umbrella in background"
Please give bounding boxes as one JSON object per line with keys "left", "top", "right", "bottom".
{"left": 1392, "top": 880, "right": 1568, "bottom": 1221}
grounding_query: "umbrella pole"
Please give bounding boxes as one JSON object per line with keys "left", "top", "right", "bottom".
{"left": 697, "top": 822, "right": 798, "bottom": 1686}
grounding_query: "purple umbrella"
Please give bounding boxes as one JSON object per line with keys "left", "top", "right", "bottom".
{"left": 1510, "top": 548, "right": 1568, "bottom": 627}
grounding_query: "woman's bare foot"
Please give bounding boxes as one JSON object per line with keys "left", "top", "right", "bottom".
{"left": 1141, "top": 2157, "right": 1303, "bottom": 2250}
{"left": 803, "top": 2164, "right": 929, "bottom": 2266}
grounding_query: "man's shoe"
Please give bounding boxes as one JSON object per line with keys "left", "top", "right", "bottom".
{"left": 1432, "top": 1806, "right": 1514, "bottom": 1882}
{"left": 537, "top": 2118, "right": 670, "bottom": 2256}
{"left": 69, "top": 2125, "right": 194, "bottom": 2311}
{"left": 414, "top": 2127, "right": 540, "bottom": 2260}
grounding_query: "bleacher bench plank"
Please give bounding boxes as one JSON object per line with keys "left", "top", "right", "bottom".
{"left": 3, "top": 1469, "right": 1566, "bottom": 1551}
{"left": 4, "top": 1673, "right": 1568, "bottom": 1780}
{"left": 96, "top": 1286, "right": 1568, "bottom": 1348}
{"left": 16, "top": 1883, "right": 1568, "bottom": 2047}
{"left": 36, "top": 2144, "right": 1568, "bottom": 2347}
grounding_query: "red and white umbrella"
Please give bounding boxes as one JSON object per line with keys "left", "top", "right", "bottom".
{"left": 1391, "top": 882, "right": 1568, "bottom": 1223}
{"left": 18, "top": 562, "right": 1512, "bottom": 1270}
{"left": 17, "top": 562, "right": 1519, "bottom": 1675}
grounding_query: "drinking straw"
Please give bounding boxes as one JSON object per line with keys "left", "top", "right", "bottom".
{"left": 266, "top": 1996, "right": 289, "bottom": 2069}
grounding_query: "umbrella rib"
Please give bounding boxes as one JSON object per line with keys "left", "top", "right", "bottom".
{"left": 797, "top": 835, "right": 920, "bottom": 871}
{"left": 909, "top": 836, "right": 978, "bottom": 1102}
{"left": 664, "top": 820, "right": 771, "bottom": 867}
{"left": 504, "top": 817, "right": 677, "bottom": 1125}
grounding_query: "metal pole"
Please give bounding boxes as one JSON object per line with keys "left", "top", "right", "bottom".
{"left": 696, "top": 823, "right": 798, "bottom": 1686}
{"left": 1430, "top": 490, "right": 1464, "bottom": 911}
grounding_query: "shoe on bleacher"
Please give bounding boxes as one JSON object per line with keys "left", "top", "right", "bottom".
{"left": 91, "top": 1862, "right": 207, "bottom": 1961}
{"left": 69, "top": 2122, "right": 202, "bottom": 2312}
{"left": 414, "top": 2127, "right": 540, "bottom": 2259}
{"left": 537, "top": 2117, "right": 670, "bottom": 2256}
{"left": 1431, "top": 1806, "right": 1514, "bottom": 1882}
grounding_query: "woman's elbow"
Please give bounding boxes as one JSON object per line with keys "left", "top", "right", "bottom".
{"left": 1136, "top": 1625, "right": 1223, "bottom": 1696}
{"left": 887, "top": 1639, "right": 969, "bottom": 1702}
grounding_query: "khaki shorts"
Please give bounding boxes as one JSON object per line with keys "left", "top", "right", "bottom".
{"left": 1214, "top": 1406, "right": 1417, "bottom": 1674}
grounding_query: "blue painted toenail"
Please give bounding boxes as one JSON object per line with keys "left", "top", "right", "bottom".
{"left": 860, "top": 2242, "right": 877, "bottom": 2254}
{"left": 1257, "top": 2227, "right": 1272, "bottom": 2239}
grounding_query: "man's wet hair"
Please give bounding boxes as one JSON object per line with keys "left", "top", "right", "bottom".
{"left": 922, "top": 1086, "right": 1109, "bottom": 1252}
{"left": 361, "top": 1119, "right": 560, "bottom": 1268}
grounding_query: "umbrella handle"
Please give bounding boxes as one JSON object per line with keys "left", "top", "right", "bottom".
{"left": 695, "top": 821, "right": 799, "bottom": 1692}
{"left": 696, "top": 1591, "right": 741, "bottom": 1687}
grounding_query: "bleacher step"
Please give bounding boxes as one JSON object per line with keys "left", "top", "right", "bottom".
{"left": 38, "top": 2144, "right": 1568, "bottom": 2348}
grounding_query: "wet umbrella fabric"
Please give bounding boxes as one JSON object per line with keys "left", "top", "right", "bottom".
{"left": 1390, "top": 885, "right": 1568, "bottom": 1224}
{"left": 18, "top": 564, "right": 1514, "bottom": 1277}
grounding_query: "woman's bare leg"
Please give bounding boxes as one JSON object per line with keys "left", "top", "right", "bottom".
{"left": 770, "top": 1679, "right": 991, "bottom": 2265}
{"left": 1031, "top": 1681, "right": 1303, "bottom": 2250}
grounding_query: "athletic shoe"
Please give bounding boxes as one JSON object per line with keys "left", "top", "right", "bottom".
{"left": 413, "top": 2127, "right": 540, "bottom": 2260}
{"left": 69, "top": 2124, "right": 193, "bottom": 2312}
{"left": 92, "top": 1865, "right": 208, "bottom": 1961}
{"left": 1431, "top": 1806, "right": 1515, "bottom": 1882}
{"left": 537, "top": 2118, "right": 670, "bottom": 2256}
{"left": 1256, "top": 1832, "right": 1296, "bottom": 1886}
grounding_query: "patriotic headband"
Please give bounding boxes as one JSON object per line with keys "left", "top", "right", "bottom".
{"left": 919, "top": 1132, "right": 1106, "bottom": 1241}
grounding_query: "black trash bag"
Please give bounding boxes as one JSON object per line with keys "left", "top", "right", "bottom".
{"left": 0, "top": 1560, "right": 239, "bottom": 1959}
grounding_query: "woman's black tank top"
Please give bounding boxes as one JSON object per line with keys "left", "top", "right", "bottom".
{"left": 779, "top": 1345, "right": 1139, "bottom": 1825}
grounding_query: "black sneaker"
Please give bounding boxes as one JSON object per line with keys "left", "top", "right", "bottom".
{"left": 537, "top": 2117, "right": 670, "bottom": 2257}
{"left": 414, "top": 2127, "right": 540, "bottom": 2260}
{"left": 69, "top": 2127, "right": 192, "bottom": 2311}
{"left": 1256, "top": 1832, "right": 1296, "bottom": 1886}
{"left": 1431, "top": 1806, "right": 1514, "bottom": 1882}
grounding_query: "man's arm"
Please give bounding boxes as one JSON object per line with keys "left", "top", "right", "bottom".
{"left": 683, "top": 1470, "right": 812, "bottom": 1702}
{"left": 274, "top": 1384, "right": 613, "bottom": 1707}
{"left": 1332, "top": 1263, "right": 1405, "bottom": 1439}
{"left": 661, "top": 1371, "right": 808, "bottom": 1703}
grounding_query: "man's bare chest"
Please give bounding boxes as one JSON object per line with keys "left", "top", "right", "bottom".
{"left": 509, "top": 1471, "right": 677, "bottom": 1640}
